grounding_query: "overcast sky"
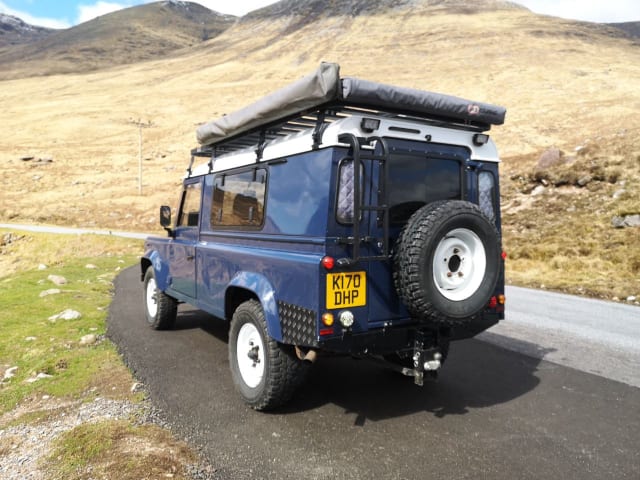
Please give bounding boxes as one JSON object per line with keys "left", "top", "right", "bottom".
{"left": 0, "top": 0, "right": 638, "bottom": 29}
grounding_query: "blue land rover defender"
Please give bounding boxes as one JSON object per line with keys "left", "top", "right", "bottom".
{"left": 141, "top": 63, "right": 507, "bottom": 410}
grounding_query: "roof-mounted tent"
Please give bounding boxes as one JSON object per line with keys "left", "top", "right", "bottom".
{"left": 195, "top": 62, "right": 506, "bottom": 155}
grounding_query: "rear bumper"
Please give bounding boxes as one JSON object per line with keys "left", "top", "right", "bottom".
{"left": 318, "top": 312, "right": 502, "bottom": 355}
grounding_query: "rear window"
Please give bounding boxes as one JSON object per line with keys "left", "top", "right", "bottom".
{"left": 387, "top": 154, "right": 461, "bottom": 224}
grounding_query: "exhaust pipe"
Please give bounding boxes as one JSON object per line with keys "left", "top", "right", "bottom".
{"left": 295, "top": 346, "right": 318, "bottom": 363}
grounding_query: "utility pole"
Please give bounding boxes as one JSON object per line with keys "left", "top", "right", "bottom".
{"left": 129, "top": 119, "right": 154, "bottom": 195}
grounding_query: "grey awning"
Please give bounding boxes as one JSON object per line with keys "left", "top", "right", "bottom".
{"left": 341, "top": 77, "right": 506, "bottom": 127}
{"left": 196, "top": 62, "right": 506, "bottom": 146}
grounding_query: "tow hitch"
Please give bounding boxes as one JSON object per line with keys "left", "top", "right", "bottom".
{"left": 372, "top": 331, "right": 445, "bottom": 386}
{"left": 398, "top": 330, "right": 443, "bottom": 385}
{"left": 407, "top": 349, "right": 443, "bottom": 386}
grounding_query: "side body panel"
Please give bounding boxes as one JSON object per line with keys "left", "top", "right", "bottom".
{"left": 193, "top": 148, "right": 335, "bottom": 342}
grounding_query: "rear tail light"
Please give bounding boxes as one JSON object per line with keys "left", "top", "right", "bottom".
{"left": 488, "top": 296, "right": 498, "bottom": 309}
{"left": 501, "top": 251, "right": 507, "bottom": 260}
{"left": 321, "top": 256, "right": 335, "bottom": 270}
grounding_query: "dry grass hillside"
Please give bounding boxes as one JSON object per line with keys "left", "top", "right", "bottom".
{"left": 0, "top": 1, "right": 236, "bottom": 79}
{"left": 0, "top": 0, "right": 638, "bottom": 300}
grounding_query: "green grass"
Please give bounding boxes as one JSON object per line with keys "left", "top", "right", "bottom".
{"left": 0, "top": 231, "right": 199, "bottom": 477}
{"left": 0, "top": 250, "right": 140, "bottom": 416}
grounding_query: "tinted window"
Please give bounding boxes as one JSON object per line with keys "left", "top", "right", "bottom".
{"left": 387, "top": 154, "right": 461, "bottom": 224}
{"left": 177, "top": 182, "right": 202, "bottom": 227}
{"left": 265, "top": 150, "right": 332, "bottom": 235}
{"left": 211, "top": 169, "right": 266, "bottom": 227}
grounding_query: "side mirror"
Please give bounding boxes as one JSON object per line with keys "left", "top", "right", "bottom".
{"left": 159, "top": 206, "right": 173, "bottom": 237}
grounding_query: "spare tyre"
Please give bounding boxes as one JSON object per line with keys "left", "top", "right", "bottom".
{"left": 393, "top": 200, "right": 500, "bottom": 323}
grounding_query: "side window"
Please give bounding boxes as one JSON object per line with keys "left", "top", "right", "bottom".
{"left": 478, "top": 171, "right": 496, "bottom": 222}
{"left": 211, "top": 169, "right": 266, "bottom": 228}
{"left": 177, "top": 182, "right": 202, "bottom": 227}
{"left": 336, "top": 159, "right": 364, "bottom": 224}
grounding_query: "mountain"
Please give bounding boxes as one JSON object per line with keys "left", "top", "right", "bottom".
{"left": 247, "top": 0, "right": 527, "bottom": 17}
{"left": 0, "top": 0, "right": 639, "bottom": 300}
{"left": 243, "top": 0, "right": 527, "bottom": 32}
{"left": 0, "top": 1, "right": 236, "bottom": 79}
{"left": 0, "top": 13, "right": 54, "bottom": 47}
{"left": 609, "top": 21, "right": 640, "bottom": 38}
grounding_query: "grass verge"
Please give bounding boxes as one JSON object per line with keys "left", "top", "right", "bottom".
{"left": 0, "top": 231, "right": 140, "bottom": 415}
{"left": 0, "top": 229, "right": 198, "bottom": 479}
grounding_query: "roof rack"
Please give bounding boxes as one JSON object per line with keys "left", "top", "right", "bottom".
{"left": 194, "top": 62, "right": 506, "bottom": 157}
{"left": 190, "top": 101, "right": 492, "bottom": 160}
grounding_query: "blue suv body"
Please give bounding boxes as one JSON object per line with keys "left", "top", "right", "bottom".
{"left": 141, "top": 63, "right": 507, "bottom": 410}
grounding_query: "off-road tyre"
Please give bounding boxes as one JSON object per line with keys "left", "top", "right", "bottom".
{"left": 143, "top": 268, "right": 177, "bottom": 330}
{"left": 393, "top": 200, "right": 500, "bottom": 324}
{"left": 229, "top": 299, "right": 310, "bottom": 411}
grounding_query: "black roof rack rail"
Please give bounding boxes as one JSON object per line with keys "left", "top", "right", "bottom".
{"left": 194, "top": 102, "right": 489, "bottom": 161}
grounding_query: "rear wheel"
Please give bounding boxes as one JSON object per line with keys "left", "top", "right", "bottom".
{"left": 143, "top": 268, "right": 177, "bottom": 330}
{"left": 229, "top": 300, "right": 310, "bottom": 411}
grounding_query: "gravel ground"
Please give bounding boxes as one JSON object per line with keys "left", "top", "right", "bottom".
{"left": 0, "top": 391, "right": 216, "bottom": 480}
{"left": 0, "top": 396, "right": 142, "bottom": 479}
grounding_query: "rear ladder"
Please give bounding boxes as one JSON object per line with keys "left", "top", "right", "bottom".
{"left": 338, "top": 133, "right": 391, "bottom": 263}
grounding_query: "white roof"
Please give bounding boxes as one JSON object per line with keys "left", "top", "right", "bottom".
{"left": 189, "top": 113, "right": 499, "bottom": 178}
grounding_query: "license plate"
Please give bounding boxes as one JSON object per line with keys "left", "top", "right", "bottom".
{"left": 326, "top": 271, "right": 366, "bottom": 309}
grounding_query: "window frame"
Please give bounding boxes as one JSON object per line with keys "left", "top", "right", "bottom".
{"left": 478, "top": 169, "right": 497, "bottom": 223}
{"left": 176, "top": 180, "right": 203, "bottom": 229}
{"left": 335, "top": 157, "right": 366, "bottom": 225}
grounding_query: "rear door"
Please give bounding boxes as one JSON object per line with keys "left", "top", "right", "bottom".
{"left": 366, "top": 139, "right": 469, "bottom": 325}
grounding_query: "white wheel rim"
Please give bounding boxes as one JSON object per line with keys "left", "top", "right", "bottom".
{"left": 236, "top": 323, "right": 265, "bottom": 388}
{"left": 433, "top": 228, "right": 486, "bottom": 301}
{"left": 145, "top": 277, "right": 158, "bottom": 319}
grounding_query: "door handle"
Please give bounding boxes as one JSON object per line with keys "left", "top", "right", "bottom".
{"left": 187, "top": 255, "right": 195, "bottom": 261}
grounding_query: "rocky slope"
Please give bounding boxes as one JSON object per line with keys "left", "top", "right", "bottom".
{"left": 0, "top": 13, "right": 54, "bottom": 48}
{"left": 609, "top": 21, "right": 640, "bottom": 38}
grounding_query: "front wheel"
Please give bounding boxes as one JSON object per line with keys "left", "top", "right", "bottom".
{"left": 143, "top": 268, "right": 177, "bottom": 330}
{"left": 229, "top": 300, "right": 309, "bottom": 411}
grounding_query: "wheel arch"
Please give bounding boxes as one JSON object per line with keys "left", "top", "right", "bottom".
{"left": 140, "top": 257, "right": 152, "bottom": 280}
{"left": 141, "top": 250, "right": 171, "bottom": 291}
{"left": 225, "top": 272, "right": 283, "bottom": 342}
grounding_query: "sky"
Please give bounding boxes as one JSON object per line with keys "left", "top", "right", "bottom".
{"left": 0, "top": 0, "right": 638, "bottom": 29}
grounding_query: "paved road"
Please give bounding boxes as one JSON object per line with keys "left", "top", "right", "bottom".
{"left": 480, "top": 286, "right": 640, "bottom": 387}
{"left": 0, "top": 223, "right": 149, "bottom": 239}
{"left": 5, "top": 220, "right": 640, "bottom": 384}
{"left": 108, "top": 266, "right": 640, "bottom": 480}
